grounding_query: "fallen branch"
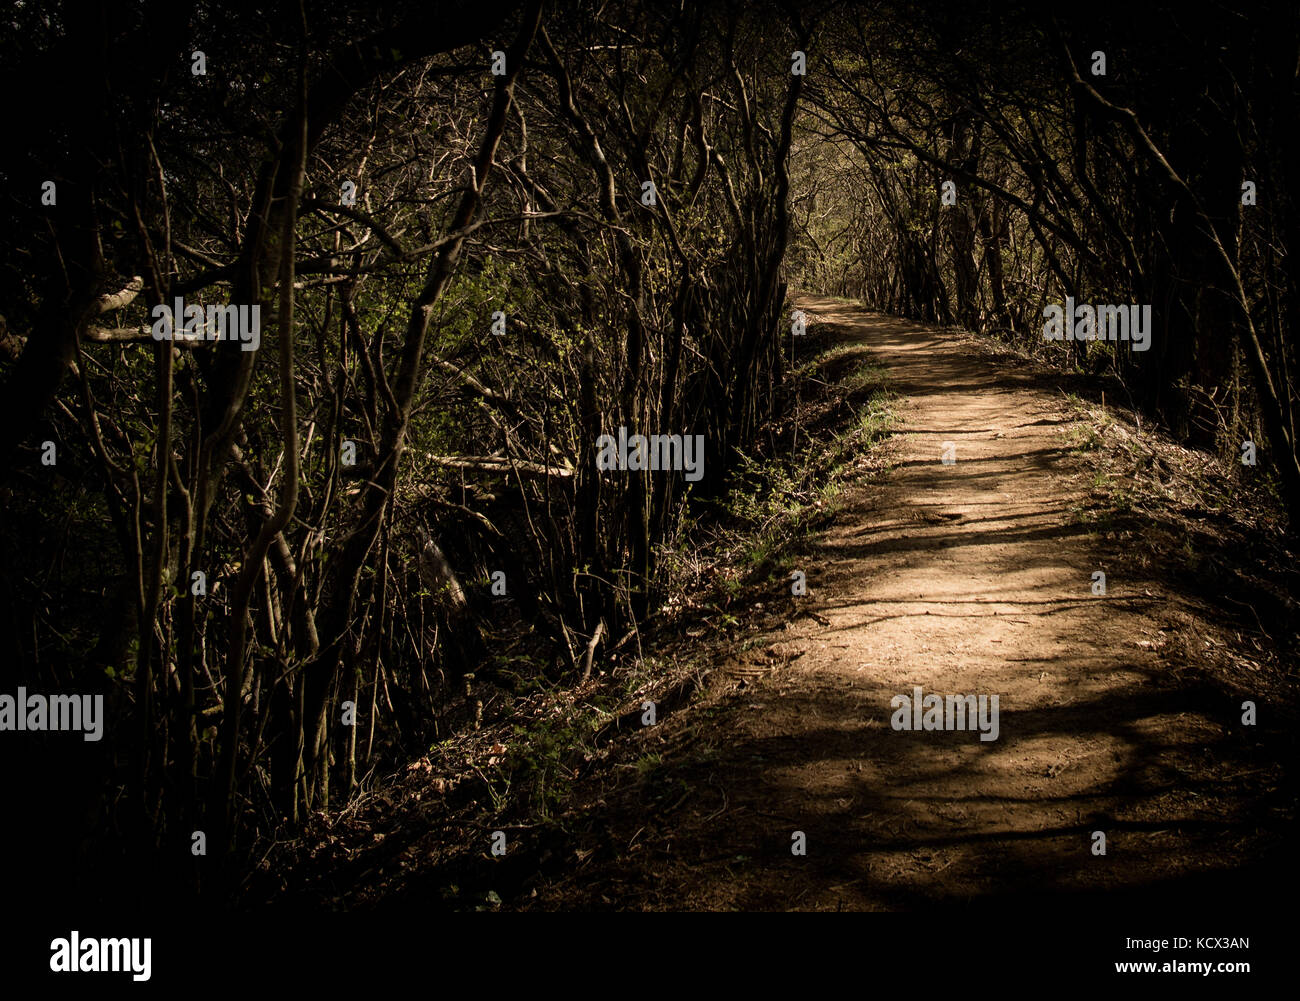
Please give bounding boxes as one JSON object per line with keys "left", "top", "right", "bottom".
{"left": 417, "top": 452, "right": 573, "bottom": 478}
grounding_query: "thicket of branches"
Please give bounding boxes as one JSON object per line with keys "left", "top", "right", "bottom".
{"left": 1, "top": 0, "right": 1293, "bottom": 910}
{"left": 0, "top": 0, "right": 807, "bottom": 903}
{"left": 790, "top": 1, "right": 1299, "bottom": 517}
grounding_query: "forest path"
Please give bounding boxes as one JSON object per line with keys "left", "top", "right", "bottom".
{"left": 530, "top": 299, "right": 1280, "bottom": 911}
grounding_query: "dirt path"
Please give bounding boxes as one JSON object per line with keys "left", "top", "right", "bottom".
{"left": 524, "top": 298, "right": 1288, "bottom": 911}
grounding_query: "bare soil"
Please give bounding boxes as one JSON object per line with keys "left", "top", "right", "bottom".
{"left": 508, "top": 297, "right": 1297, "bottom": 911}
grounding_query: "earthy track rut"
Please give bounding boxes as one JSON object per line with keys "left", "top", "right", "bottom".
{"left": 529, "top": 298, "right": 1287, "bottom": 910}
